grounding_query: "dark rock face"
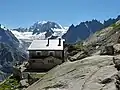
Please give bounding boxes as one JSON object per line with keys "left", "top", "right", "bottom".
{"left": 63, "top": 20, "right": 103, "bottom": 43}
{"left": 0, "top": 27, "right": 28, "bottom": 81}
{"left": 63, "top": 15, "right": 120, "bottom": 43}
{"left": 115, "top": 72, "right": 120, "bottom": 90}
{"left": 113, "top": 55, "right": 120, "bottom": 71}
{"left": 45, "top": 30, "right": 54, "bottom": 38}
{"left": 113, "top": 56, "right": 120, "bottom": 90}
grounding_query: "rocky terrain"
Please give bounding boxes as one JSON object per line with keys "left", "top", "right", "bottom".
{"left": 0, "top": 26, "right": 28, "bottom": 82}
{"left": 26, "top": 20, "right": 120, "bottom": 90}
{"left": 27, "top": 55, "right": 116, "bottom": 90}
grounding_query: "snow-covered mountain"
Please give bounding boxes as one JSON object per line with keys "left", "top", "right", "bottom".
{"left": 11, "top": 21, "right": 68, "bottom": 41}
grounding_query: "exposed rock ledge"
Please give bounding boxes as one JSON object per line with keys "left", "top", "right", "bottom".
{"left": 26, "top": 55, "right": 118, "bottom": 90}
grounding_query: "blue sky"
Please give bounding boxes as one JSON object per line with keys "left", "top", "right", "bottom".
{"left": 0, "top": 0, "right": 120, "bottom": 28}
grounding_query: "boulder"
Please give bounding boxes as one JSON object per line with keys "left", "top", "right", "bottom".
{"left": 113, "top": 55, "right": 120, "bottom": 71}
{"left": 114, "top": 71, "right": 120, "bottom": 90}
{"left": 117, "top": 36, "right": 120, "bottom": 43}
{"left": 12, "top": 66, "right": 22, "bottom": 80}
{"left": 69, "top": 51, "right": 88, "bottom": 61}
{"left": 112, "top": 55, "right": 120, "bottom": 90}
{"left": 20, "top": 79, "right": 29, "bottom": 88}
{"left": 100, "top": 45, "right": 114, "bottom": 55}
{"left": 113, "top": 44, "right": 120, "bottom": 54}
{"left": 22, "top": 72, "right": 29, "bottom": 79}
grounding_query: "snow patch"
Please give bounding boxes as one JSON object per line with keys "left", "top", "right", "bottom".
{"left": 11, "top": 30, "right": 46, "bottom": 40}
{"left": 37, "top": 21, "right": 47, "bottom": 24}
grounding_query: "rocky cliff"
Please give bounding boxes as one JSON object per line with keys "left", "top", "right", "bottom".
{"left": 0, "top": 26, "right": 28, "bottom": 82}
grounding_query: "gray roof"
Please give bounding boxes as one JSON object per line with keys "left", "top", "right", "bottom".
{"left": 28, "top": 39, "right": 65, "bottom": 51}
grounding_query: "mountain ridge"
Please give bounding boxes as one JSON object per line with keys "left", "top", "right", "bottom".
{"left": 10, "top": 15, "right": 120, "bottom": 43}
{"left": 11, "top": 21, "right": 67, "bottom": 40}
{"left": 63, "top": 15, "right": 120, "bottom": 43}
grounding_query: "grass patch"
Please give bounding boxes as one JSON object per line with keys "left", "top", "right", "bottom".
{"left": 111, "top": 23, "right": 120, "bottom": 29}
{"left": 30, "top": 73, "right": 46, "bottom": 79}
{"left": 95, "top": 30, "right": 101, "bottom": 35}
{"left": 0, "top": 76, "right": 20, "bottom": 90}
{"left": 74, "top": 42, "right": 86, "bottom": 51}
{"left": 95, "top": 22, "right": 120, "bottom": 36}
{"left": 111, "top": 23, "right": 117, "bottom": 27}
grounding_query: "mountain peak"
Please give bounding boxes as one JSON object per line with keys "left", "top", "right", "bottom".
{"left": 11, "top": 21, "right": 68, "bottom": 40}
{"left": 29, "top": 21, "right": 64, "bottom": 33}
{"left": 37, "top": 21, "right": 48, "bottom": 24}
{"left": 0, "top": 24, "right": 8, "bottom": 30}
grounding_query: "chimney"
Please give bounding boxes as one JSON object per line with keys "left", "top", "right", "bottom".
{"left": 58, "top": 38, "right": 61, "bottom": 46}
{"left": 46, "top": 38, "right": 50, "bottom": 46}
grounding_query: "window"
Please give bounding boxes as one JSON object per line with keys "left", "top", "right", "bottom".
{"left": 49, "top": 51, "right": 54, "bottom": 56}
{"left": 37, "top": 52, "right": 41, "bottom": 55}
{"left": 49, "top": 52, "right": 53, "bottom": 56}
{"left": 36, "top": 51, "right": 41, "bottom": 56}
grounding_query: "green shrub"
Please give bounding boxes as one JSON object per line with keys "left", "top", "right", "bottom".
{"left": 111, "top": 23, "right": 120, "bottom": 29}
{"left": 74, "top": 42, "right": 85, "bottom": 51}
